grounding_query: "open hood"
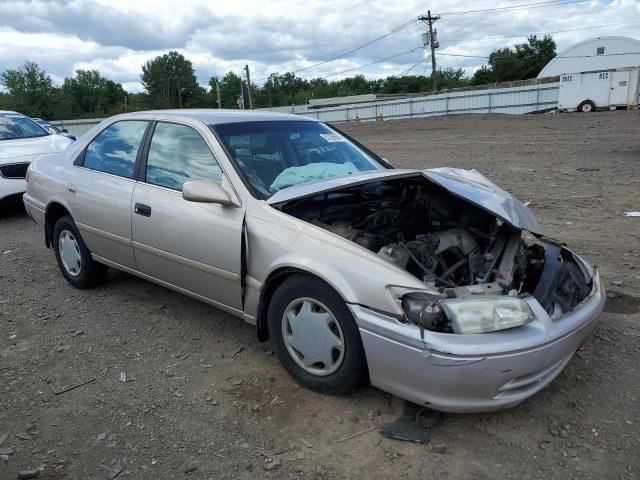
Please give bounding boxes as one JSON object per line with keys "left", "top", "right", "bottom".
{"left": 268, "top": 167, "right": 541, "bottom": 234}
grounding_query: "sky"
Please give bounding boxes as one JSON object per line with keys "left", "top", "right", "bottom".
{"left": 0, "top": 0, "right": 639, "bottom": 92}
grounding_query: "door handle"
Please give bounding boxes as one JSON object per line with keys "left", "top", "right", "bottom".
{"left": 134, "top": 203, "right": 152, "bottom": 217}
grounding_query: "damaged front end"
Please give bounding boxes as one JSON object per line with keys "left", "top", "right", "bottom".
{"left": 271, "top": 168, "right": 594, "bottom": 335}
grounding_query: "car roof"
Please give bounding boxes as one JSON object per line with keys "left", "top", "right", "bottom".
{"left": 0, "top": 110, "right": 21, "bottom": 115}
{"left": 120, "top": 109, "right": 316, "bottom": 125}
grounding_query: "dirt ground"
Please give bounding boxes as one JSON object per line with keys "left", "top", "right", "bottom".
{"left": 1, "top": 111, "right": 639, "bottom": 480}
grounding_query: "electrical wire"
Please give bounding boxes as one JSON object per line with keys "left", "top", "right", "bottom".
{"left": 435, "top": 0, "right": 589, "bottom": 16}
{"left": 441, "top": 20, "right": 640, "bottom": 43}
{"left": 250, "top": 18, "right": 419, "bottom": 84}
{"left": 437, "top": 51, "right": 640, "bottom": 60}
{"left": 400, "top": 57, "right": 429, "bottom": 77}
{"left": 292, "top": 18, "right": 419, "bottom": 75}
{"left": 315, "top": 47, "right": 422, "bottom": 80}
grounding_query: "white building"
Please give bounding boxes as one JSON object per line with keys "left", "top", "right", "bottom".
{"left": 538, "top": 36, "right": 640, "bottom": 78}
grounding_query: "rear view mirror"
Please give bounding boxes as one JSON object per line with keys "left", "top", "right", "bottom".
{"left": 182, "top": 180, "right": 239, "bottom": 207}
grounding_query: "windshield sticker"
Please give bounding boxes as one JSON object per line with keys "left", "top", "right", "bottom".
{"left": 320, "top": 133, "right": 346, "bottom": 143}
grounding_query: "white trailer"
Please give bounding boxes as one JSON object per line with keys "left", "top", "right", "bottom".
{"left": 558, "top": 67, "right": 640, "bottom": 112}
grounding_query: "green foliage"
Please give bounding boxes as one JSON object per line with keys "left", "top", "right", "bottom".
{"left": 0, "top": 61, "right": 55, "bottom": 117}
{"left": 472, "top": 35, "right": 557, "bottom": 85}
{"left": 210, "top": 72, "right": 244, "bottom": 109}
{"left": 59, "top": 69, "right": 127, "bottom": 118}
{"left": 0, "top": 92, "right": 11, "bottom": 110}
{"left": 141, "top": 50, "right": 203, "bottom": 108}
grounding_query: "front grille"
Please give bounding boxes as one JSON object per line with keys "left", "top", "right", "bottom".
{"left": 0, "top": 162, "right": 29, "bottom": 179}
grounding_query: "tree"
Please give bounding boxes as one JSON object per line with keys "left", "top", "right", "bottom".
{"left": 211, "top": 72, "right": 244, "bottom": 109}
{"left": 0, "top": 61, "right": 55, "bottom": 117}
{"left": 513, "top": 35, "right": 557, "bottom": 80}
{"left": 60, "top": 69, "right": 127, "bottom": 117}
{"left": 472, "top": 35, "right": 557, "bottom": 85}
{"left": 141, "top": 51, "right": 202, "bottom": 108}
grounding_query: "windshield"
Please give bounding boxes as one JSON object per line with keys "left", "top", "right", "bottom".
{"left": 213, "top": 120, "right": 385, "bottom": 199}
{"left": 34, "top": 119, "right": 60, "bottom": 133}
{"left": 0, "top": 114, "right": 48, "bottom": 141}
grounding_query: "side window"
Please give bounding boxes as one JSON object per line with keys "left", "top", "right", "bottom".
{"left": 83, "top": 121, "right": 148, "bottom": 178}
{"left": 145, "top": 122, "right": 222, "bottom": 191}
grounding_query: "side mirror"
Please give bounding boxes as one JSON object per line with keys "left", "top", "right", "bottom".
{"left": 182, "top": 180, "right": 239, "bottom": 207}
{"left": 46, "top": 127, "right": 56, "bottom": 135}
{"left": 61, "top": 128, "right": 69, "bottom": 133}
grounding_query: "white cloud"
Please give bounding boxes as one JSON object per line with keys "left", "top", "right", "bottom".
{"left": 0, "top": 0, "right": 638, "bottom": 92}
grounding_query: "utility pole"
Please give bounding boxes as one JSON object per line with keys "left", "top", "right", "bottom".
{"left": 418, "top": 11, "right": 440, "bottom": 92}
{"left": 215, "top": 81, "right": 222, "bottom": 109}
{"left": 244, "top": 65, "right": 254, "bottom": 109}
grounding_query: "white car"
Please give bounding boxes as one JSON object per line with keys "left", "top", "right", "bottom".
{"left": 1, "top": 111, "right": 73, "bottom": 205}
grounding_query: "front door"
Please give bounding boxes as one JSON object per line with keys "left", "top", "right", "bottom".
{"left": 66, "top": 120, "right": 149, "bottom": 269}
{"left": 131, "top": 121, "right": 244, "bottom": 311}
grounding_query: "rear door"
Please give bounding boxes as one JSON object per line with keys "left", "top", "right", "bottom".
{"left": 131, "top": 120, "right": 244, "bottom": 311}
{"left": 609, "top": 70, "right": 630, "bottom": 106}
{"left": 67, "top": 120, "right": 150, "bottom": 269}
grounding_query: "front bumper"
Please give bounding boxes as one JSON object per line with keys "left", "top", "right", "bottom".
{"left": 0, "top": 176, "right": 27, "bottom": 204}
{"left": 351, "top": 261, "right": 605, "bottom": 413}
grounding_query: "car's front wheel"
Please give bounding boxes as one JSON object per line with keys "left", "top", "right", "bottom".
{"left": 53, "top": 215, "right": 106, "bottom": 288}
{"left": 268, "top": 274, "right": 368, "bottom": 394}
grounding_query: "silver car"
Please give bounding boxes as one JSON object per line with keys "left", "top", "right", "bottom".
{"left": 23, "top": 110, "right": 605, "bottom": 413}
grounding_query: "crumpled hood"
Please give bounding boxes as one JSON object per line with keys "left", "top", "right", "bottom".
{"left": 0, "top": 135, "right": 72, "bottom": 162}
{"left": 268, "top": 167, "right": 541, "bottom": 234}
{"left": 423, "top": 167, "right": 540, "bottom": 234}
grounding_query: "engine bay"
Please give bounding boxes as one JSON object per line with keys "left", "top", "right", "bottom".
{"left": 276, "top": 176, "right": 592, "bottom": 321}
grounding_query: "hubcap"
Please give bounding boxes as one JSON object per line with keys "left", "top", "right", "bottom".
{"left": 281, "top": 298, "right": 345, "bottom": 376}
{"left": 58, "top": 230, "right": 82, "bottom": 277}
{"left": 582, "top": 103, "right": 592, "bottom": 112}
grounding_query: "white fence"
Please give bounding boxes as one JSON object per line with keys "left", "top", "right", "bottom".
{"left": 50, "top": 118, "right": 103, "bottom": 137}
{"left": 261, "top": 82, "right": 560, "bottom": 122}
{"left": 51, "top": 82, "right": 560, "bottom": 136}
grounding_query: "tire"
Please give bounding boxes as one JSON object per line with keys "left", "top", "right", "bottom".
{"left": 268, "top": 274, "right": 368, "bottom": 395}
{"left": 53, "top": 215, "right": 107, "bottom": 288}
{"left": 577, "top": 100, "right": 595, "bottom": 113}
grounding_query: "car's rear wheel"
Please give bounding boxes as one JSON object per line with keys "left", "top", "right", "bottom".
{"left": 268, "top": 274, "right": 368, "bottom": 394}
{"left": 53, "top": 215, "right": 106, "bottom": 288}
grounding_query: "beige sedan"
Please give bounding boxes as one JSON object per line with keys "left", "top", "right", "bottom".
{"left": 23, "top": 110, "right": 604, "bottom": 412}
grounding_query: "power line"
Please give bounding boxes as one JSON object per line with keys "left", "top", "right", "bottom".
{"left": 436, "top": 51, "right": 640, "bottom": 60}
{"left": 442, "top": 20, "right": 640, "bottom": 43}
{"left": 435, "top": 0, "right": 588, "bottom": 16}
{"left": 250, "top": 18, "right": 419, "bottom": 84}
{"left": 292, "top": 18, "right": 418, "bottom": 75}
{"left": 401, "top": 57, "right": 429, "bottom": 77}
{"left": 316, "top": 48, "right": 422, "bottom": 80}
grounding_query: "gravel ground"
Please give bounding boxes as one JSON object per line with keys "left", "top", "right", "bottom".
{"left": 1, "top": 111, "right": 639, "bottom": 480}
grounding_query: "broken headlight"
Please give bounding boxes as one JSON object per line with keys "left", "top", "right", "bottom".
{"left": 400, "top": 292, "right": 446, "bottom": 331}
{"left": 440, "top": 296, "right": 534, "bottom": 334}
